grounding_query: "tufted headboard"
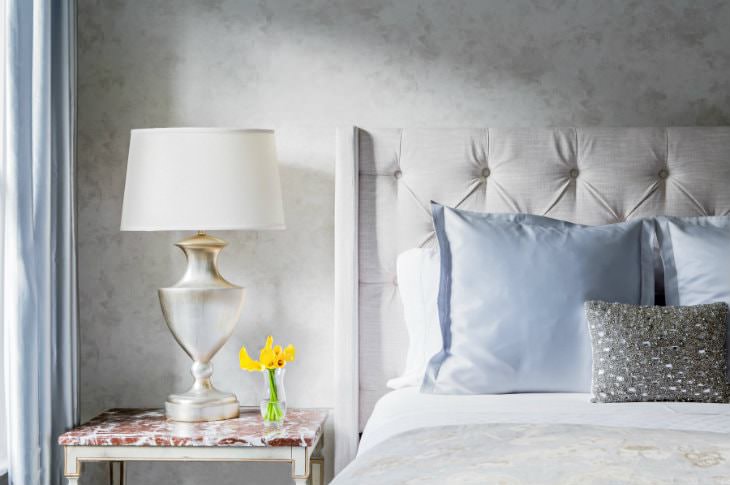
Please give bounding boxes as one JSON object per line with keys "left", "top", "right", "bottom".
{"left": 333, "top": 126, "right": 730, "bottom": 470}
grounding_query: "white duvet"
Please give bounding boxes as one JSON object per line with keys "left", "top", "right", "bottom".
{"left": 338, "top": 422, "right": 730, "bottom": 484}
{"left": 359, "top": 388, "right": 730, "bottom": 454}
{"left": 328, "top": 390, "right": 730, "bottom": 484}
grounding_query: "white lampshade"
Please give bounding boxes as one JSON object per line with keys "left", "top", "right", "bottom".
{"left": 121, "top": 128, "right": 285, "bottom": 231}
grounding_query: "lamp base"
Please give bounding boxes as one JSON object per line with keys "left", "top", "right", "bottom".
{"left": 158, "top": 233, "right": 246, "bottom": 422}
{"left": 165, "top": 390, "right": 240, "bottom": 422}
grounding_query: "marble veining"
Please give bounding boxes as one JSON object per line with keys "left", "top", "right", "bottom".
{"left": 59, "top": 408, "right": 328, "bottom": 447}
{"left": 333, "top": 423, "right": 730, "bottom": 484}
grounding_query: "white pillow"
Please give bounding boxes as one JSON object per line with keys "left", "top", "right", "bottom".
{"left": 386, "top": 247, "right": 442, "bottom": 389}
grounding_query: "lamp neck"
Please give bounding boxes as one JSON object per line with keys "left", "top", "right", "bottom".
{"left": 174, "top": 233, "right": 237, "bottom": 289}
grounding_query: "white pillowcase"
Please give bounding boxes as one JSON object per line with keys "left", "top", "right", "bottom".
{"left": 386, "top": 248, "right": 442, "bottom": 389}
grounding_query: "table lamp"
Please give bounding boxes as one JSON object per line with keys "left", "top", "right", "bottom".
{"left": 120, "top": 128, "right": 285, "bottom": 422}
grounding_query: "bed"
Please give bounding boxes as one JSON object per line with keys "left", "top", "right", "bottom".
{"left": 332, "top": 127, "right": 730, "bottom": 482}
{"left": 342, "top": 390, "right": 730, "bottom": 483}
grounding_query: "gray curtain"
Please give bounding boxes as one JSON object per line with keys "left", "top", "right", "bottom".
{"left": 2, "top": 1, "right": 78, "bottom": 485}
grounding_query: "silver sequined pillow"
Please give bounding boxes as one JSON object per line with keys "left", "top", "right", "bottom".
{"left": 585, "top": 301, "right": 729, "bottom": 403}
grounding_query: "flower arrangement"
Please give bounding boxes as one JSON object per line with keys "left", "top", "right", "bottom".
{"left": 240, "top": 336, "right": 296, "bottom": 425}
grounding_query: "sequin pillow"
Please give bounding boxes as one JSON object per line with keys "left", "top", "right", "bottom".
{"left": 585, "top": 301, "right": 729, "bottom": 403}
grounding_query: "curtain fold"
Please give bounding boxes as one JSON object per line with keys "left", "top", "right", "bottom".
{"left": 3, "top": 1, "right": 78, "bottom": 484}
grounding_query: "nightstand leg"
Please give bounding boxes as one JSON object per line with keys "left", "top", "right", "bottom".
{"left": 110, "top": 461, "right": 126, "bottom": 485}
{"left": 311, "top": 457, "right": 324, "bottom": 485}
{"left": 64, "top": 446, "right": 81, "bottom": 484}
{"left": 292, "top": 446, "right": 311, "bottom": 485}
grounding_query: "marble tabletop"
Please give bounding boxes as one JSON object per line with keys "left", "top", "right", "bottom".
{"left": 58, "top": 408, "right": 328, "bottom": 448}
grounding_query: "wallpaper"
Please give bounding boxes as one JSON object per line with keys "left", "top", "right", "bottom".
{"left": 77, "top": 0, "right": 730, "bottom": 483}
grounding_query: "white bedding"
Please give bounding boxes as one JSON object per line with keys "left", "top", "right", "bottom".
{"left": 359, "top": 388, "right": 730, "bottom": 455}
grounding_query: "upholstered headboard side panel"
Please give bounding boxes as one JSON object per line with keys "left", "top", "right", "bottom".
{"left": 355, "top": 126, "right": 730, "bottom": 427}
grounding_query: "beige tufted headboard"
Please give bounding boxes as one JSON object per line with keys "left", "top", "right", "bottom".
{"left": 333, "top": 126, "right": 730, "bottom": 470}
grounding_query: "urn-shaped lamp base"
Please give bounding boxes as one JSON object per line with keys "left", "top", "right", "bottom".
{"left": 159, "top": 233, "right": 245, "bottom": 422}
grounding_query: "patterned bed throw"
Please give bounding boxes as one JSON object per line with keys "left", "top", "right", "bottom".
{"left": 333, "top": 423, "right": 730, "bottom": 484}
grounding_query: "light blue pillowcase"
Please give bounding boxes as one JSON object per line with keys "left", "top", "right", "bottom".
{"left": 656, "top": 216, "right": 730, "bottom": 381}
{"left": 422, "top": 203, "right": 654, "bottom": 394}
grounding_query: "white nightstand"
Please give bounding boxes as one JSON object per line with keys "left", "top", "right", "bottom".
{"left": 59, "top": 408, "right": 327, "bottom": 485}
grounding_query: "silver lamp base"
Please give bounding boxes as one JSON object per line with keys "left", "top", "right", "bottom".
{"left": 159, "top": 233, "right": 245, "bottom": 422}
{"left": 166, "top": 389, "right": 240, "bottom": 422}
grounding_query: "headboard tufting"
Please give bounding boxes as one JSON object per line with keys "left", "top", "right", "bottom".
{"left": 333, "top": 126, "right": 730, "bottom": 470}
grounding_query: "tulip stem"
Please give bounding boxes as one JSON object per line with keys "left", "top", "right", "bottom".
{"left": 265, "top": 368, "right": 283, "bottom": 423}
{"left": 268, "top": 369, "right": 279, "bottom": 401}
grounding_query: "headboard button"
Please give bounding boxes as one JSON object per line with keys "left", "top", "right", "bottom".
{"left": 658, "top": 169, "right": 669, "bottom": 179}
{"left": 394, "top": 170, "right": 402, "bottom": 179}
{"left": 570, "top": 169, "right": 579, "bottom": 179}
{"left": 481, "top": 167, "right": 491, "bottom": 178}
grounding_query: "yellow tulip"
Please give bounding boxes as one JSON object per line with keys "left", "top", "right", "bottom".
{"left": 239, "top": 346, "right": 263, "bottom": 372}
{"left": 260, "top": 347, "right": 277, "bottom": 369}
{"left": 284, "top": 344, "right": 296, "bottom": 362}
{"left": 239, "top": 336, "right": 296, "bottom": 373}
{"left": 274, "top": 345, "right": 288, "bottom": 368}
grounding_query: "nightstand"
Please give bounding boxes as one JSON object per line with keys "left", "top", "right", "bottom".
{"left": 58, "top": 408, "right": 327, "bottom": 485}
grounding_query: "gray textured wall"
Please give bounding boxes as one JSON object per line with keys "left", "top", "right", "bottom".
{"left": 77, "top": 0, "right": 730, "bottom": 483}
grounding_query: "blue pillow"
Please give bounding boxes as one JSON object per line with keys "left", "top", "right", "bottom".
{"left": 422, "top": 203, "right": 654, "bottom": 394}
{"left": 656, "top": 216, "right": 730, "bottom": 381}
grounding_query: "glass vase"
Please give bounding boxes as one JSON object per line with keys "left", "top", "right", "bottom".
{"left": 260, "top": 367, "right": 287, "bottom": 426}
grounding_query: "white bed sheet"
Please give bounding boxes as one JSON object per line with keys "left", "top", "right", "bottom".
{"left": 358, "top": 388, "right": 730, "bottom": 455}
